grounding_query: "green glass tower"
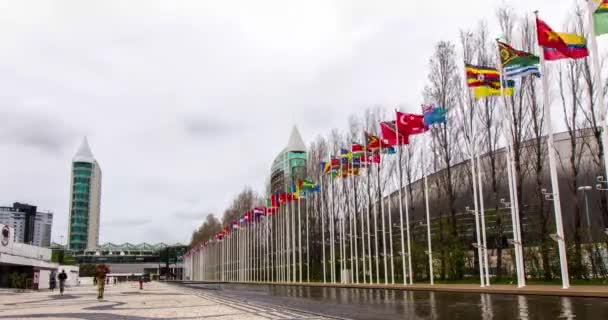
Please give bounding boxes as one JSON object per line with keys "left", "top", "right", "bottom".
{"left": 68, "top": 137, "right": 102, "bottom": 251}
{"left": 270, "top": 126, "right": 307, "bottom": 194}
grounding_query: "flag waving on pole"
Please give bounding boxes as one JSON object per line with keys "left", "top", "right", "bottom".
{"left": 320, "top": 161, "right": 331, "bottom": 175}
{"left": 592, "top": 1, "right": 608, "bottom": 35}
{"left": 396, "top": 111, "right": 427, "bottom": 136}
{"left": 536, "top": 17, "right": 589, "bottom": 60}
{"left": 465, "top": 63, "right": 515, "bottom": 98}
{"left": 497, "top": 41, "right": 541, "bottom": 78}
{"left": 422, "top": 104, "right": 447, "bottom": 126}
{"left": 380, "top": 121, "right": 406, "bottom": 145}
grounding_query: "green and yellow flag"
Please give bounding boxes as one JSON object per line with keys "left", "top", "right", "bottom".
{"left": 593, "top": 0, "right": 608, "bottom": 35}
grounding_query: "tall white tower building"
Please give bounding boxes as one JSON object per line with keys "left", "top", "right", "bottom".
{"left": 68, "top": 137, "right": 102, "bottom": 250}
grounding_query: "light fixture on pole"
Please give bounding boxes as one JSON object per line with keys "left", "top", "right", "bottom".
{"left": 597, "top": 176, "right": 608, "bottom": 191}
{"left": 507, "top": 238, "right": 521, "bottom": 246}
{"left": 549, "top": 233, "right": 563, "bottom": 242}
{"left": 577, "top": 186, "right": 593, "bottom": 240}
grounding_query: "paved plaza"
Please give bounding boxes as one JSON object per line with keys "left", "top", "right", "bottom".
{"left": 0, "top": 282, "right": 329, "bottom": 320}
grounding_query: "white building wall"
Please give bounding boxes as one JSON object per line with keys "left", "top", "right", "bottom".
{"left": 0, "top": 208, "right": 52, "bottom": 246}
{"left": 87, "top": 162, "right": 101, "bottom": 250}
{"left": 33, "top": 211, "right": 53, "bottom": 247}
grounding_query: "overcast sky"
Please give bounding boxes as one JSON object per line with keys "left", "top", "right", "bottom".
{"left": 0, "top": 1, "right": 588, "bottom": 244}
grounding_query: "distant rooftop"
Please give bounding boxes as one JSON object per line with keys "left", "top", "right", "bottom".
{"left": 94, "top": 242, "right": 186, "bottom": 252}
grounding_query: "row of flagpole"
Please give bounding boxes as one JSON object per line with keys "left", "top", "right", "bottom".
{"left": 185, "top": 4, "right": 608, "bottom": 290}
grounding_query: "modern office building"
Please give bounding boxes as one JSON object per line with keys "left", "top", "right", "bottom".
{"left": 0, "top": 203, "right": 53, "bottom": 247}
{"left": 68, "top": 137, "right": 102, "bottom": 251}
{"left": 269, "top": 126, "right": 307, "bottom": 194}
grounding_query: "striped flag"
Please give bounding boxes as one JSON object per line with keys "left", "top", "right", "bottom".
{"left": 498, "top": 41, "right": 541, "bottom": 79}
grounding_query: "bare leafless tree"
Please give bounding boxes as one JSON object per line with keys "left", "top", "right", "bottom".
{"left": 424, "top": 40, "right": 465, "bottom": 279}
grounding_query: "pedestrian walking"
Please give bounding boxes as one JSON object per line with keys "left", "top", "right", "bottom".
{"left": 49, "top": 271, "right": 56, "bottom": 292}
{"left": 57, "top": 270, "right": 67, "bottom": 296}
{"left": 138, "top": 276, "right": 143, "bottom": 290}
{"left": 96, "top": 264, "right": 110, "bottom": 300}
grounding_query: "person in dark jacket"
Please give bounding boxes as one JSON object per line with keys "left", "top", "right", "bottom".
{"left": 49, "top": 271, "right": 56, "bottom": 291}
{"left": 57, "top": 270, "right": 67, "bottom": 295}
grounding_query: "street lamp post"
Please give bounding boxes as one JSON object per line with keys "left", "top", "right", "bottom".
{"left": 577, "top": 186, "right": 593, "bottom": 240}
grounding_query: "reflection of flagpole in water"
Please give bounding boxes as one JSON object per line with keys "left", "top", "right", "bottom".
{"left": 429, "top": 292, "right": 437, "bottom": 319}
{"left": 480, "top": 294, "right": 494, "bottom": 320}
{"left": 560, "top": 297, "right": 574, "bottom": 320}
{"left": 517, "top": 296, "right": 528, "bottom": 320}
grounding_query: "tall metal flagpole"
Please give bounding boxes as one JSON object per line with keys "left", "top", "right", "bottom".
{"left": 358, "top": 170, "right": 367, "bottom": 284}
{"left": 276, "top": 206, "right": 280, "bottom": 282}
{"left": 403, "top": 146, "right": 413, "bottom": 285}
{"left": 269, "top": 213, "right": 273, "bottom": 282}
{"left": 298, "top": 195, "right": 303, "bottom": 283}
{"left": 347, "top": 171, "right": 353, "bottom": 283}
{"left": 330, "top": 171, "right": 337, "bottom": 283}
{"left": 394, "top": 110, "right": 409, "bottom": 285}
{"left": 288, "top": 199, "right": 292, "bottom": 282}
{"left": 535, "top": 11, "right": 569, "bottom": 289}
{"left": 396, "top": 150, "right": 407, "bottom": 285}
{"left": 264, "top": 217, "right": 267, "bottom": 282}
{"left": 476, "top": 150, "right": 490, "bottom": 285}
{"left": 470, "top": 107, "right": 485, "bottom": 287}
{"left": 339, "top": 185, "right": 345, "bottom": 283}
{"left": 285, "top": 198, "right": 290, "bottom": 282}
{"left": 282, "top": 202, "right": 286, "bottom": 282}
{"left": 366, "top": 163, "right": 374, "bottom": 284}
{"left": 306, "top": 193, "right": 310, "bottom": 283}
{"left": 270, "top": 212, "right": 274, "bottom": 282}
{"left": 279, "top": 203, "right": 283, "bottom": 282}
{"left": 421, "top": 134, "right": 434, "bottom": 285}
{"left": 380, "top": 154, "right": 388, "bottom": 284}
{"left": 256, "top": 219, "right": 259, "bottom": 281}
{"left": 321, "top": 172, "right": 327, "bottom": 283}
{"left": 374, "top": 153, "right": 381, "bottom": 283}
{"left": 346, "top": 169, "right": 355, "bottom": 283}
{"left": 587, "top": 0, "right": 608, "bottom": 220}
{"left": 292, "top": 195, "right": 297, "bottom": 282}
{"left": 472, "top": 109, "right": 490, "bottom": 285}
{"left": 387, "top": 186, "right": 395, "bottom": 284}
{"left": 365, "top": 135, "right": 373, "bottom": 284}
{"left": 496, "top": 40, "right": 525, "bottom": 288}
{"left": 352, "top": 173, "right": 360, "bottom": 284}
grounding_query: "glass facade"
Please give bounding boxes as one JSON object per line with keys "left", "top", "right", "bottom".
{"left": 69, "top": 162, "right": 93, "bottom": 250}
{"left": 270, "top": 150, "right": 307, "bottom": 194}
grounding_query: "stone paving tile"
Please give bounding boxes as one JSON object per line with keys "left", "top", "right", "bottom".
{"left": 0, "top": 282, "right": 327, "bottom": 320}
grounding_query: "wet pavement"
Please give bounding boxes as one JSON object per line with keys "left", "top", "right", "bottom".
{"left": 0, "top": 282, "right": 327, "bottom": 320}
{"left": 181, "top": 283, "right": 608, "bottom": 319}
